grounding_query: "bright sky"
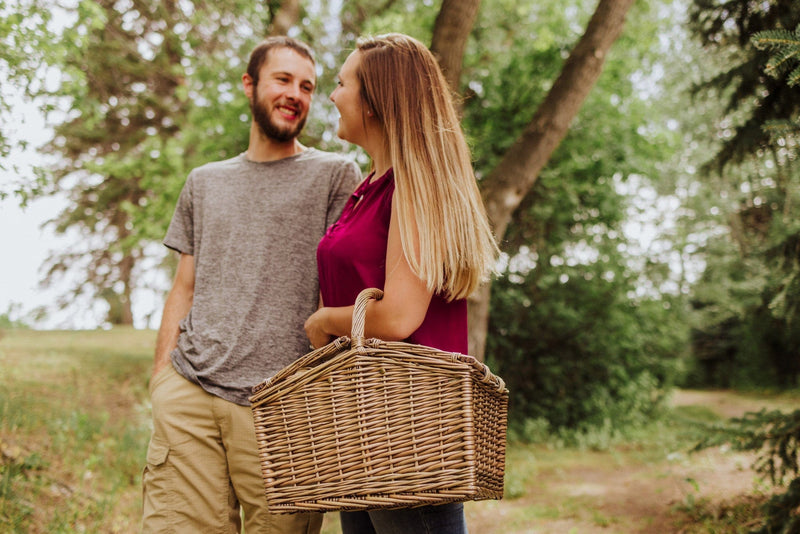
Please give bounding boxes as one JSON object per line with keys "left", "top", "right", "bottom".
{"left": 0, "top": 96, "right": 89, "bottom": 328}
{"left": 0, "top": 96, "right": 167, "bottom": 329}
{"left": 0, "top": 194, "right": 67, "bottom": 327}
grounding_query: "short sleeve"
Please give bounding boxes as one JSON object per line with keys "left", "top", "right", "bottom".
{"left": 164, "top": 174, "right": 195, "bottom": 254}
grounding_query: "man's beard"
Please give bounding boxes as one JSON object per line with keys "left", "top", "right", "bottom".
{"left": 250, "top": 87, "right": 307, "bottom": 143}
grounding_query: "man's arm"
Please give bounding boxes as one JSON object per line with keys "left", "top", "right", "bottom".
{"left": 152, "top": 253, "right": 195, "bottom": 380}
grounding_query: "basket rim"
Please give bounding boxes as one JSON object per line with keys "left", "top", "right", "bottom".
{"left": 249, "top": 339, "right": 507, "bottom": 406}
{"left": 249, "top": 287, "right": 507, "bottom": 403}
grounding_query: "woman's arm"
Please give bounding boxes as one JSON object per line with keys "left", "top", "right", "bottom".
{"left": 305, "top": 195, "right": 432, "bottom": 348}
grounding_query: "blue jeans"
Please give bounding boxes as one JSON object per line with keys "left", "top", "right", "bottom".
{"left": 340, "top": 502, "right": 467, "bottom": 534}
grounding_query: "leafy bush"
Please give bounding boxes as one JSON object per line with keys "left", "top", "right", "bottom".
{"left": 0, "top": 304, "right": 29, "bottom": 331}
{"left": 486, "top": 263, "right": 685, "bottom": 440}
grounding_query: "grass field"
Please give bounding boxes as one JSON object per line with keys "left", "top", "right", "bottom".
{"left": 1, "top": 327, "right": 796, "bottom": 533}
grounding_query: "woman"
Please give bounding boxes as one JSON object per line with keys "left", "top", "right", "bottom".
{"left": 304, "top": 33, "right": 498, "bottom": 534}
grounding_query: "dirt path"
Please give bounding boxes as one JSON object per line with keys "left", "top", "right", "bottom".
{"left": 464, "top": 450, "right": 760, "bottom": 533}
{"left": 320, "top": 390, "right": 793, "bottom": 533}
{"left": 670, "top": 389, "right": 798, "bottom": 418}
{"left": 461, "top": 390, "right": 795, "bottom": 533}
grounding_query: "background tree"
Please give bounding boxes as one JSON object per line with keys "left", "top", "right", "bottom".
{"left": 684, "top": 0, "right": 800, "bottom": 388}
{"left": 691, "top": 20, "right": 800, "bottom": 534}
{"left": 0, "top": 0, "right": 56, "bottom": 198}
{"left": 429, "top": 0, "right": 481, "bottom": 94}
{"left": 467, "top": 0, "right": 637, "bottom": 359}
{"left": 467, "top": 0, "right": 688, "bottom": 433}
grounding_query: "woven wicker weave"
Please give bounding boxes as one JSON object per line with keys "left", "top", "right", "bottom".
{"left": 249, "top": 287, "right": 508, "bottom": 513}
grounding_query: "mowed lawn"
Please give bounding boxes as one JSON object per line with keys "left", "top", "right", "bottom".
{"left": 1, "top": 328, "right": 792, "bottom": 533}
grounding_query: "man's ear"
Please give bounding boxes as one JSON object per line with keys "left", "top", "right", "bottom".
{"left": 242, "top": 73, "right": 254, "bottom": 99}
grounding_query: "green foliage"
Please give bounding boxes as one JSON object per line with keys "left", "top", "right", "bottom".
{"left": 474, "top": 0, "right": 688, "bottom": 436}
{"left": 752, "top": 26, "right": 800, "bottom": 87}
{"left": 463, "top": 0, "right": 589, "bottom": 177}
{"left": 685, "top": 6, "right": 800, "bottom": 531}
{"left": 2, "top": 0, "right": 268, "bottom": 324}
{"left": 0, "top": 304, "right": 29, "bottom": 330}
{"left": 686, "top": 221, "right": 800, "bottom": 388}
{"left": 487, "top": 259, "right": 685, "bottom": 438}
{"left": 0, "top": 0, "right": 54, "bottom": 188}
{"left": 685, "top": 2, "right": 800, "bottom": 389}
{"left": 686, "top": 234, "right": 800, "bottom": 388}
{"left": 751, "top": 24, "right": 800, "bottom": 154}
{"left": 688, "top": 0, "right": 800, "bottom": 172}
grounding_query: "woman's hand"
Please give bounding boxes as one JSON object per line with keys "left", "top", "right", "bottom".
{"left": 305, "top": 307, "right": 334, "bottom": 349}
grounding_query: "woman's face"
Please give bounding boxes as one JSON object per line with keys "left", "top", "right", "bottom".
{"left": 330, "top": 51, "right": 369, "bottom": 147}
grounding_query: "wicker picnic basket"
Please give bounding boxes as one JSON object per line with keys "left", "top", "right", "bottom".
{"left": 249, "top": 287, "right": 508, "bottom": 513}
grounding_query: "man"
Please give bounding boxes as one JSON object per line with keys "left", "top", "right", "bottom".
{"left": 142, "top": 36, "right": 361, "bottom": 533}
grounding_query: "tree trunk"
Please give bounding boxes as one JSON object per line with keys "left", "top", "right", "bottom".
{"left": 430, "top": 0, "right": 482, "bottom": 93}
{"left": 467, "top": 0, "right": 637, "bottom": 359}
{"left": 269, "top": 0, "right": 301, "bottom": 36}
{"left": 119, "top": 252, "right": 135, "bottom": 326}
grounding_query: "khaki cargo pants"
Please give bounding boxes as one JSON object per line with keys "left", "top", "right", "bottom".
{"left": 142, "top": 364, "right": 323, "bottom": 533}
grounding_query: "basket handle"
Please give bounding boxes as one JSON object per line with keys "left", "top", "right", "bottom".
{"left": 351, "top": 288, "right": 384, "bottom": 343}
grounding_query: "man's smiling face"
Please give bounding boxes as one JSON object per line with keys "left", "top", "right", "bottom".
{"left": 250, "top": 47, "right": 316, "bottom": 142}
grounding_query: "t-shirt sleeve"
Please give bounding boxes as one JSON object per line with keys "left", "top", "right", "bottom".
{"left": 327, "top": 159, "right": 362, "bottom": 227}
{"left": 164, "top": 174, "right": 195, "bottom": 254}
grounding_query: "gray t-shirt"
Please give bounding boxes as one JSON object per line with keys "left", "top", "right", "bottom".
{"left": 164, "top": 149, "right": 361, "bottom": 405}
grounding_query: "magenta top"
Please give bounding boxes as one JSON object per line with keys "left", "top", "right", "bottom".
{"left": 317, "top": 168, "right": 468, "bottom": 353}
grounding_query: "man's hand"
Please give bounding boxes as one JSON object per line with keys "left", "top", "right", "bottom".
{"left": 152, "top": 253, "right": 194, "bottom": 382}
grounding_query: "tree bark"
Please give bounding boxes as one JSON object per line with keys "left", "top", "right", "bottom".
{"left": 467, "top": 0, "right": 637, "bottom": 359}
{"left": 118, "top": 252, "right": 135, "bottom": 325}
{"left": 430, "top": 0, "right": 482, "bottom": 93}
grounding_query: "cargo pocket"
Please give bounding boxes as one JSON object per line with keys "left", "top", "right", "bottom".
{"left": 142, "top": 436, "right": 176, "bottom": 531}
{"left": 146, "top": 436, "right": 170, "bottom": 467}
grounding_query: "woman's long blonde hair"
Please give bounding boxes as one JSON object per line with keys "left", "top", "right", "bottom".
{"left": 355, "top": 33, "right": 498, "bottom": 300}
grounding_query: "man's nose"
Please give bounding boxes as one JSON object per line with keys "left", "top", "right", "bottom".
{"left": 286, "top": 83, "right": 302, "bottom": 100}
